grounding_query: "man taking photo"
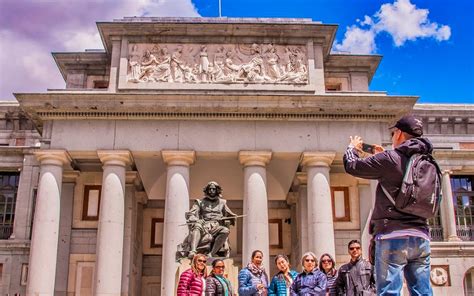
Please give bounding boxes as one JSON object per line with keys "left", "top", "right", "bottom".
{"left": 343, "top": 115, "right": 434, "bottom": 295}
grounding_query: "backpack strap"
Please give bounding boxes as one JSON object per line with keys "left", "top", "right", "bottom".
{"left": 381, "top": 184, "right": 396, "bottom": 206}
{"left": 380, "top": 153, "right": 418, "bottom": 206}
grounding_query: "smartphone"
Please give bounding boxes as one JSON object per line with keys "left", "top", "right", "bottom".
{"left": 361, "top": 143, "right": 375, "bottom": 154}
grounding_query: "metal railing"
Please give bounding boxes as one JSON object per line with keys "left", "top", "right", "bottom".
{"left": 0, "top": 224, "right": 13, "bottom": 239}
{"left": 429, "top": 226, "right": 444, "bottom": 241}
{"left": 456, "top": 225, "right": 474, "bottom": 241}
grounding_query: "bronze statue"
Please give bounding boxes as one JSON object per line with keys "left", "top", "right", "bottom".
{"left": 177, "top": 181, "right": 237, "bottom": 259}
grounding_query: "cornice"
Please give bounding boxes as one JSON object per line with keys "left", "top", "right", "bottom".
{"left": 15, "top": 93, "right": 418, "bottom": 131}
{"left": 97, "top": 18, "right": 338, "bottom": 56}
{"left": 433, "top": 149, "right": 474, "bottom": 159}
{"left": 430, "top": 241, "right": 474, "bottom": 258}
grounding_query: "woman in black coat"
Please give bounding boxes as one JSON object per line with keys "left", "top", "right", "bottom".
{"left": 206, "top": 259, "right": 235, "bottom": 296}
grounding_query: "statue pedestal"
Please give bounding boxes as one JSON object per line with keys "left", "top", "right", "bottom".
{"left": 177, "top": 257, "right": 240, "bottom": 292}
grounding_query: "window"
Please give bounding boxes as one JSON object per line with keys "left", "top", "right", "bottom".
{"left": 150, "top": 218, "right": 164, "bottom": 248}
{"left": 0, "top": 172, "right": 20, "bottom": 239}
{"left": 93, "top": 80, "right": 109, "bottom": 89}
{"left": 465, "top": 267, "right": 474, "bottom": 296}
{"left": 451, "top": 175, "right": 474, "bottom": 241}
{"left": 268, "top": 219, "right": 283, "bottom": 248}
{"left": 331, "top": 187, "right": 350, "bottom": 222}
{"left": 325, "top": 83, "right": 341, "bottom": 91}
{"left": 82, "top": 185, "right": 101, "bottom": 221}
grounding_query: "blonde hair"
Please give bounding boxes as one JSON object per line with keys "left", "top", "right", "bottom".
{"left": 191, "top": 254, "right": 208, "bottom": 277}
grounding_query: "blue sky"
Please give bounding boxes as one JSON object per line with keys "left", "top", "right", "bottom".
{"left": 193, "top": 0, "right": 473, "bottom": 103}
{"left": 1, "top": 0, "right": 473, "bottom": 103}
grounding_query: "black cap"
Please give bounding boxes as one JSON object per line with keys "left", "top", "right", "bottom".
{"left": 390, "top": 114, "right": 423, "bottom": 137}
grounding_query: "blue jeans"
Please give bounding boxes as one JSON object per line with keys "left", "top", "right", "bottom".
{"left": 375, "top": 236, "right": 433, "bottom": 296}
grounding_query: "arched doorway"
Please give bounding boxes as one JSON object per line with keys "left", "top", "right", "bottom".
{"left": 464, "top": 267, "right": 474, "bottom": 295}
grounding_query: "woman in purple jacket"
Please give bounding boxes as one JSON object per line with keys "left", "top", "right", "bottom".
{"left": 177, "top": 253, "right": 208, "bottom": 296}
{"left": 290, "top": 252, "right": 327, "bottom": 296}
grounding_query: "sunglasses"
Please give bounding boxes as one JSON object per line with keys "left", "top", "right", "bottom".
{"left": 305, "top": 259, "right": 315, "bottom": 262}
{"left": 197, "top": 259, "right": 207, "bottom": 263}
{"left": 214, "top": 265, "right": 225, "bottom": 269}
{"left": 321, "top": 259, "right": 332, "bottom": 264}
{"left": 349, "top": 247, "right": 361, "bottom": 251}
{"left": 391, "top": 129, "right": 399, "bottom": 138}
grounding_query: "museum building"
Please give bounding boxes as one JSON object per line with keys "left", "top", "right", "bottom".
{"left": 0, "top": 17, "right": 473, "bottom": 295}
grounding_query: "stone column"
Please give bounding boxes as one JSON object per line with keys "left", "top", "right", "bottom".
{"left": 239, "top": 151, "right": 272, "bottom": 273}
{"left": 358, "top": 179, "right": 372, "bottom": 259}
{"left": 160, "top": 150, "right": 196, "bottom": 296}
{"left": 55, "top": 171, "right": 79, "bottom": 296}
{"left": 12, "top": 154, "right": 39, "bottom": 240}
{"left": 301, "top": 152, "right": 336, "bottom": 259}
{"left": 94, "top": 151, "right": 132, "bottom": 296}
{"left": 27, "top": 150, "right": 71, "bottom": 296}
{"left": 440, "top": 170, "right": 461, "bottom": 241}
{"left": 296, "top": 173, "right": 309, "bottom": 256}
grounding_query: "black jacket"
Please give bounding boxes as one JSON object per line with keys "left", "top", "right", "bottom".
{"left": 343, "top": 138, "right": 433, "bottom": 235}
{"left": 335, "top": 257, "right": 375, "bottom": 296}
{"left": 206, "top": 274, "right": 234, "bottom": 296}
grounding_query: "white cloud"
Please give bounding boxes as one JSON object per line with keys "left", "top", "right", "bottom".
{"left": 374, "top": 0, "right": 451, "bottom": 46}
{"left": 0, "top": 0, "right": 200, "bottom": 100}
{"left": 61, "top": 30, "right": 103, "bottom": 52}
{"left": 0, "top": 30, "right": 65, "bottom": 98}
{"left": 333, "top": 0, "right": 451, "bottom": 54}
{"left": 333, "top": 26, "right": 376, "bottom": 54}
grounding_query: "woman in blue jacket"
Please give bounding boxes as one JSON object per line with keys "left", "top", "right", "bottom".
{"left": 238, "top": 250, "right": 269, "bottom": 295}
{"left": 268, "top": 254, "right": 298, "bottom": 296}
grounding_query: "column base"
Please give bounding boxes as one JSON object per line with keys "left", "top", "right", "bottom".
{"left": 447, "top": 235, "right": 462, "bottom": 242}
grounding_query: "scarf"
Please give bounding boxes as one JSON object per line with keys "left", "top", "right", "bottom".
{"left": 247, "top": 262, "right": 266, "bottom": 277}
{"left": 215, "top": 275, "right": 230, "bottom": 296}
{"left": 247, "top": 263, "right": 268, "bottom": 296}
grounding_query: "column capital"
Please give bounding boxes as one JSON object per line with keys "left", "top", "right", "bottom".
{"left": 63, "top": 170, "right": 80, "bottom": 183}
{"left": 287, "top": 192, "right": 298, "bottom": 205}
{"left": 356, "top": 178, "right": 370, "bottom": 186}
{"left": 34, "top": 150, "right": 71, "bottom": 166}
{"left": 239, "top": 151, "right": 272, "bottom": 167}
{"left": 295, "top": 172, "right": 307, "bottom": 186}
{"left": 300, "top": 151, "right": 336, "bottom": 167}
{"left": 97, "top": 150, "right": 133, "bottom": 167}
{"left": 162, "top": 150, "right": 195, "bottom": 166}
{"left": 442, "top": 170, "right": 453, "bottom": 176}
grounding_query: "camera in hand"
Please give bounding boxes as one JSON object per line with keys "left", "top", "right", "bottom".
{"left": 361, "top": 143, "right": 375, "bottom": 154}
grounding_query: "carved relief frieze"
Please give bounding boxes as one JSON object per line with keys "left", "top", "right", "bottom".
{"left": 127, "top": 43, "right": 308, "bottom": 85}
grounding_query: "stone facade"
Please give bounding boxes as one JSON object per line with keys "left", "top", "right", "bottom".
{"left": 0, "top": 17, "right": 473, "bottom": 296}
